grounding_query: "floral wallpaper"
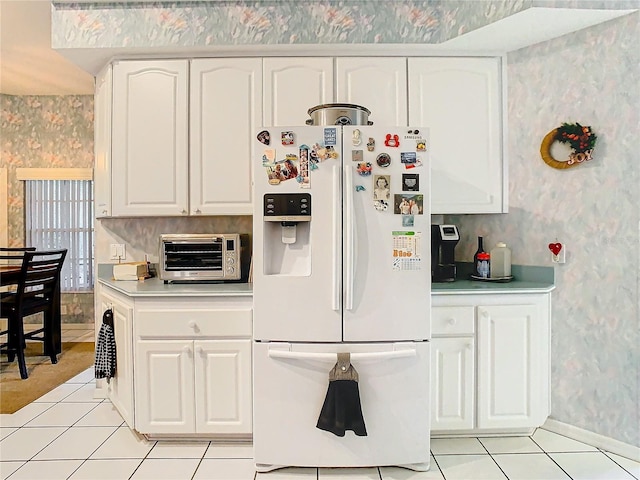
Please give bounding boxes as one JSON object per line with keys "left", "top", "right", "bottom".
{"left": 46, "top": 0, "right": 640, "bottom": 449}
{"left": 51, "top": 1, "right": 532, "bottom": 48}
{"left": 450, "top": 12, "right": 639, "bottom": 447}
{"left": 0, "top": 95, "right": 95, "bottom": 324}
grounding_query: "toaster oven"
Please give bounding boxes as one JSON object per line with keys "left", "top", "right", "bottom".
{"left": 159, "top": 234, "right": 250, "bottom": 283}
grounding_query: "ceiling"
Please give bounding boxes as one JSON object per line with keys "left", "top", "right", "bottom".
{"left": 0, "top": 0, "right": 94, "bottom": 95}
{"left": 0, "top": 1, "right": 635, "bottom": 97}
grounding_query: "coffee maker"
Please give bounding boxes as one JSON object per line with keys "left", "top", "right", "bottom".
{"left": 431, "top": 224, "right": 460, "bottom": 282}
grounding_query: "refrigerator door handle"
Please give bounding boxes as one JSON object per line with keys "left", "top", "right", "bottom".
{"left": 332, "top": 164, "right": 341, "bottom": 312}
{"left": 344, "top": 164, "right": 355, "bottom": 311}
{"left": 268, "top": 348, "right": 416, "bottom": 362}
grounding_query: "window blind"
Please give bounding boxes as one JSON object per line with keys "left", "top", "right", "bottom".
{"left": 25, "top": 180, "right": 94, "bottom": 292}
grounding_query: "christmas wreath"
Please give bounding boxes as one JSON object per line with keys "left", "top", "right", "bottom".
{"left": 540, "top": 122, "right": 597, "bottom": 170}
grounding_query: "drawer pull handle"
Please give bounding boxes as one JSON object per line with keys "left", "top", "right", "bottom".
{"left": 447, "top": 318, "right": 456, "bottom": 326}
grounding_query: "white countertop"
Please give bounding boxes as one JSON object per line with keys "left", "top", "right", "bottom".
{"left": 98, "top": 276, "right": 253, "bottom": 297}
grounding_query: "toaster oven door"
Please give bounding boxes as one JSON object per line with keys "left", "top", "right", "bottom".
{"left": 163, "top": 239, "right": 224, "bottom": 276}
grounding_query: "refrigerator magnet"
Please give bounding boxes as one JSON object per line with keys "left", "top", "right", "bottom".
{"left": 298, "top": 146, "right": 310, "bottom": 188}
{"left": 261, "top": 149, "right": 276, "bottom": 165}
{"left": 402, "top": 215, "right": 415, "bottom": 227}
{"left": 400, "top": 152, "right": 416, "bottom": 165}
{"left": 367, "top": 137, "right": 375, "bottom": 152}
{"left": 373, "top": 175, "right": 390, "bottom": 202}
{"left": 352, "top": 150, "right": 364, "bottom": 162}
{"left": 402, "top": 174, "right": 419, "bottom": 191}
{"left": 324, "top": 127, "right": 338, "bottom": 146}
{"left": 376, "top": 153, "right": 391, "bottom": 168}
{"left": 395, "top": 194, "right": 424, "bottom": 215}
{"left": 374, "top": 200, "right": 388, "bottom": 212}
{"left": 416, "top": 139, "right": 427, "bottom": 151}
{"left": 384, "top": 134, "right": 400, "bottom": 147}
{"left": 356, "top": 162, "right": 372, "bottom": 176}
{"left": 352, "top": 129, "right": 362, "bottom": 146}
{"left": 281, "top": 131, "right": 295, "bottom": 146}
{"left": 257, "top": 130, "right": 270, "bottom": 145}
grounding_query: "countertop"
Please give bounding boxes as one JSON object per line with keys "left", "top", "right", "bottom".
{"left": 98, "top": 263, "right": 554, "bottom": 297}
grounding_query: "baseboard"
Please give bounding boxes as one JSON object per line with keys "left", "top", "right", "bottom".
{"left": 543, "top": 418, "right": 640, "bottom": 462}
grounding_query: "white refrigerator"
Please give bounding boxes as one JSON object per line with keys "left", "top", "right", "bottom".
{"left": 252, "top": 125, "right": 431, "bottom": 472}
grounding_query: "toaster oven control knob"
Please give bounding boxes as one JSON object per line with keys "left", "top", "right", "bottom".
{"left": 226, "top": 257, "right": 235, "bottom": 264}
{"left": 227, "top": 266, "right": 236, "bottom": 274}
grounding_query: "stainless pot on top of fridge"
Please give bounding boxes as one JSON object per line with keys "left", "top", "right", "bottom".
{"left": 305, "top": 103, "right": 373, "bottom": 125}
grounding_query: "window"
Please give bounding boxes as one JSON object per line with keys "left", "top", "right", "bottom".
{"left": 18, "top": 168, "right": 94, "bottom": 292}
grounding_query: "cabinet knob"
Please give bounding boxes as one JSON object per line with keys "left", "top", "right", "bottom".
{"left": 447, "top": 317, "right": 456, "bottom": 326}
{"left": 194, "top": 208, "right": 201, "bottom": 214}
{"left": 466, "top": 343, "right": 473, "bottom": 350}
{"left": 102, "top": 209, "right": 108, "bottom": 215}
{"left": 195, "top": 346, "right": 204, "bottom": 356}
{"left": 182, "top": 345, "right": 192, "bottom": 355}
{"left": 188, "top": 321, "right": 200, "bottom": 333}
{"left": 181, "top": 209, "right": 188, "bottom": 215}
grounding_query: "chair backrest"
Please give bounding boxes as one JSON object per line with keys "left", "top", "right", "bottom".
{"left": 15, "top": 250, "right": 67, "bottom": 307}
{"left": 0, "top": 247, "right": 36, "bottom": 266}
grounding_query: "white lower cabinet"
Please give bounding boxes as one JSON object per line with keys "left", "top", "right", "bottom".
{"left": 431, "top": 293, "right": 550, "bottom": 435}
{"left": 136, "top": 338, "right": 252, "bottom": 435}
{"left": 97, "top": 284, "right": 252, "bottom": 438}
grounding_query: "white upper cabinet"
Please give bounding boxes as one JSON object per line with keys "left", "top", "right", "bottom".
{"left": 336, "top": 57, "right": 408, "bottom": 126}
{"left": 94, "top": 64, "right": 112, "bottom": 218}
{"left": 263, "top": 57, "right": 334, "bottom": 126}
{"left": 409, "top": 57, "right": 505, "bottom": 214}
{"left": 190, "top": 58, "right": 261, "bottom": 215}
{"left": 112, "top": 60, "right": 189, "bottom": 216}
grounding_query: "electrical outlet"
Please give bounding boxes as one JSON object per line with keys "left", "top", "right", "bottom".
{"left": 551, "top": 245, "right": 566, "bottom": 264}
{"left": 109, "top": 243, "right": 126, "bottom": 261}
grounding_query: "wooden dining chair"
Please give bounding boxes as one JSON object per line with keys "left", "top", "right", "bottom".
{"left": 0, "top": 249, "right": 67, "bottom": 379}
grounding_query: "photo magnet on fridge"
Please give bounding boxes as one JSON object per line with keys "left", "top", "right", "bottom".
{"left": 394, "top": 193, "right": 424, "bottom": 215}
{"left": 402, "top": 174, "right": 419, "bottom": 191}
{"left": 352, "top": 150, "right": 364, "bottom": 162}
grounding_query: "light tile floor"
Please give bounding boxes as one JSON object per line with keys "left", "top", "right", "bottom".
{"left": 1, "top": 329, "right": 639, "bottom": 480}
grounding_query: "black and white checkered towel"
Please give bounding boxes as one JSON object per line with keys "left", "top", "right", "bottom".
{"left": 95, "top": 310, "right": 117, "bottom": 383}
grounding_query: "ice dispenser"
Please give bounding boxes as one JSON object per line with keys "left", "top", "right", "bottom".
{"left": 263, "top": 193, "right": 312, "bottom": 275}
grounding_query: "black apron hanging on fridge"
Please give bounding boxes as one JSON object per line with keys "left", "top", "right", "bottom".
{"left": 316, "top": 352, "right": 367, "bottom": 437}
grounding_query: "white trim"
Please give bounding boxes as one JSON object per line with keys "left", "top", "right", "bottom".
{"left": 0, "top": 168, "right": 7, "bottom": 246}
{"left": 543, "top": 418, "right": 640, "bottom": 462}
{"left": 16, "top": 167, "right": 93, "bottom": 181}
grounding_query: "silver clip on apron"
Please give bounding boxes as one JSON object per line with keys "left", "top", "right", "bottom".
{"left": 316, "top": 352, "right": 367, "bottom": 437}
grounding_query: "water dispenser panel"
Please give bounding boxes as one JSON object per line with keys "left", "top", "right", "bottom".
{"left": 264, "top": 193, "right": 311, "bottom": 222}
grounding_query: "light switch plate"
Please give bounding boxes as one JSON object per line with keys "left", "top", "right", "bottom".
{"left": 110, "top": 243, "right": 125, "bottom": 260}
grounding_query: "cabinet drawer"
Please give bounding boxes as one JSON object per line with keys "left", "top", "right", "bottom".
{"left": 136, "top": 307, "right": 252, "bottom": 338}
{"left": 432, "top": 306, "right": 475, "bottom": 336}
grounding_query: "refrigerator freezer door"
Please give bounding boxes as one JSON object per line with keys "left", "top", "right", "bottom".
{"left": 253, "top": 341, "right": 430, "bottom": 470}
{"left": 342, "top": 126, "right": 431, "bottom": 342}
{"left": 253, "top": 126, "right": 343, "bottom": 342}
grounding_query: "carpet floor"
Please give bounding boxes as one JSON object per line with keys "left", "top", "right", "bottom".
{"left": 0, "top": 342, "right": 95, "bottom": 414}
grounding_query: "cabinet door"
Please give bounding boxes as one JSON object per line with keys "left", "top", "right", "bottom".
{"left": 94, "top": 64, "right": 112, "bottom": 218}
{"left": 477, "top": 304, "right": 544, "bottom": 429}
{"left": 112, "top": 60, "right": 189, "bottom": 216}
{"left": 263, "top": 57, "right": 334, "bottom": 126}
{"left": 194, "top": 339, "right": 252, "bottom": 434}
{"left": 336, "top": 57, "right": 407, "bottom": 126}
{"left": 431, "top": 337, "right": 475, "bottom": 431}
{"left": 190, "top": 59, "right": 262, "bottom": 215}
{"left": 98, "top": 288, "right": 134, "bottom": 428}
{"left": 135, "top": 340, "right": 195, "bottom": 434}
{"left": 408, "top": 57, "right": 504, "bottom": 214}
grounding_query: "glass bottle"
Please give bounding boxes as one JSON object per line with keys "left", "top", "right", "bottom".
{"left": 473, "top": 236, "right": 486, "bottom": 277}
